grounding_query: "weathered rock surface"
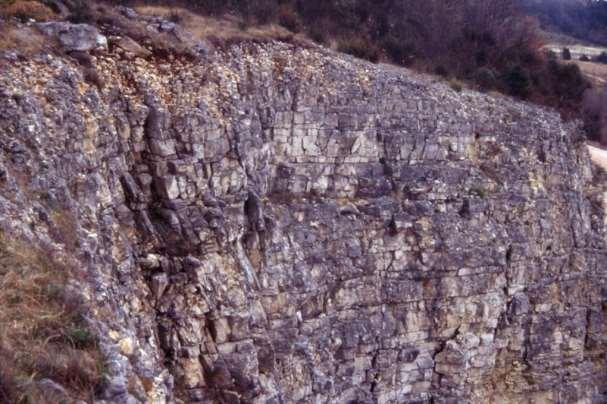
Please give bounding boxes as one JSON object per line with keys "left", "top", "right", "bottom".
{"left": 0, "top": 35, "right": 606, "bottom": 403}
{"left": 37, "top": 22, "right": 107, "bottom": 51}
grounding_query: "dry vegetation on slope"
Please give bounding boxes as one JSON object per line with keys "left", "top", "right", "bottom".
{"left": 0, "top": 0, "right": 55, "bottom": 21}
{"left": 0, "top": 234, "right": 104, "bottom": 403}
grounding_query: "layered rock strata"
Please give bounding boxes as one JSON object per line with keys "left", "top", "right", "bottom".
{"left": 0, "top": 36, "right": 606, "bottom": 403}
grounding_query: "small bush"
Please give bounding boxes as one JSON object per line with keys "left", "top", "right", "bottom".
{"left": 382, "top": 36, "right": 415, "bottom": 66}
{"left": 448, "top": 78, "right": 464, "bottom": 92}
{"left": 277, "top": 5, "right": 302, "bottom": 33}
{"left": 502, "top": 65, "right": 531, "bottom": 98}
{"left": 309, "top": 24, "right": 328, "bottom": 44}
{"left": 67, "top": 326, "right": 97, "bottom": 349}
{"left": 67, "top": 0, "right": 95, "bottom": 24}
{"left": 475, "top": 67, "right": 497, "bottom": 91}
{"left": 434, "top": 65, "right": 449, "bottom": 77}
{"left": 337, "top": 37, "right": 380, "bottom": 63}
{"left": 562, "top": 47, "right": 572, "bottom": 60}
{"left": 595, "top": 51, "right": 607, "bottom": 64}
{"left": 548, "top": 60, "right": 589, "bottom": 101}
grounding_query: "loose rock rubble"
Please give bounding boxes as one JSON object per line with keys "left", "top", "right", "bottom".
{"left": 0, "top": 29, "right": 605, "bottom": 404}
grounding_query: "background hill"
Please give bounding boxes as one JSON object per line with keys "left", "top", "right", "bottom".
{"left": 522, "top": 0, "right": 607, "bottom": 46}
{"left": 520, "top": 0, "right": 607, "bottom": 143}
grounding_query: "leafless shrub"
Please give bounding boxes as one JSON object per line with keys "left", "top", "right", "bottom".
{"left": 337, "top": 36, "right": 381, "bottom": 63}
{"left": 583, "top": 85, "right": 607, "bottom": 144}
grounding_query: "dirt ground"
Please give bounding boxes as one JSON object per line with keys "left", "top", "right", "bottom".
{"left": 576, "top": 61, "right": 607, "bottom": 86}
{"left": 588, "top": 143, "right": 607, "bottom": 171}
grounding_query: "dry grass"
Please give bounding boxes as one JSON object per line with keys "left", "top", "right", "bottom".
{"left": 133, "top": 5, "right": 303, "bottom": 45}
{"left": 0, "top": 234, "right": 104, "bottom": 403}
{"left": 0, "top": 23, "right": 48, "bottom": 53}
{"left": 0, "top": 0, "right": 56, "bottom": 22}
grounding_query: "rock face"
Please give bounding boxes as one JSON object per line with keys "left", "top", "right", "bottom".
{"left": 0, "top": 39, "right": 606, "bottom": 403}
{"left": 37, "top": 22, "right": 107, "bottom": 51}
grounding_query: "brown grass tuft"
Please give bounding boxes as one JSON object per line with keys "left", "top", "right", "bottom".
{"left": 0, "top": 0, "right": 56, "bottom": 22}
{"left": 0, "top": 233, "right": 105, "bottom": 402}
{"left": 0, "top": 23, "right": 48, "bottom": 53}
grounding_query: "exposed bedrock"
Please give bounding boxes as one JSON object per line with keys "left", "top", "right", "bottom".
{"left": 0, "top": 41, "right": 606, "bottom": 403}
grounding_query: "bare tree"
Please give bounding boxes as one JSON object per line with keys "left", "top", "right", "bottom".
{"left": 583, "top": 86, "right": 607, "bottom": 144}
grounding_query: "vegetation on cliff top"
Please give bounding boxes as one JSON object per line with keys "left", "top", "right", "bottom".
{"left": 111, "top": 0, "right": 590, "bottom": 118}
{"left": 0, "top": 0, "right": 599, "bottom": 134}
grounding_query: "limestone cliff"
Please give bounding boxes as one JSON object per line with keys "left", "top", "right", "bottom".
{"left": 0, "top": 14, "right": 606, "bottom": 404}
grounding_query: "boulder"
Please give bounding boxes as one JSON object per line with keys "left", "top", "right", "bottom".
{"left": 37, "top": 22, "right": 107, "bottom": 52}
{"left": 113, "top": 36, "right": 152, "bottom": 59}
